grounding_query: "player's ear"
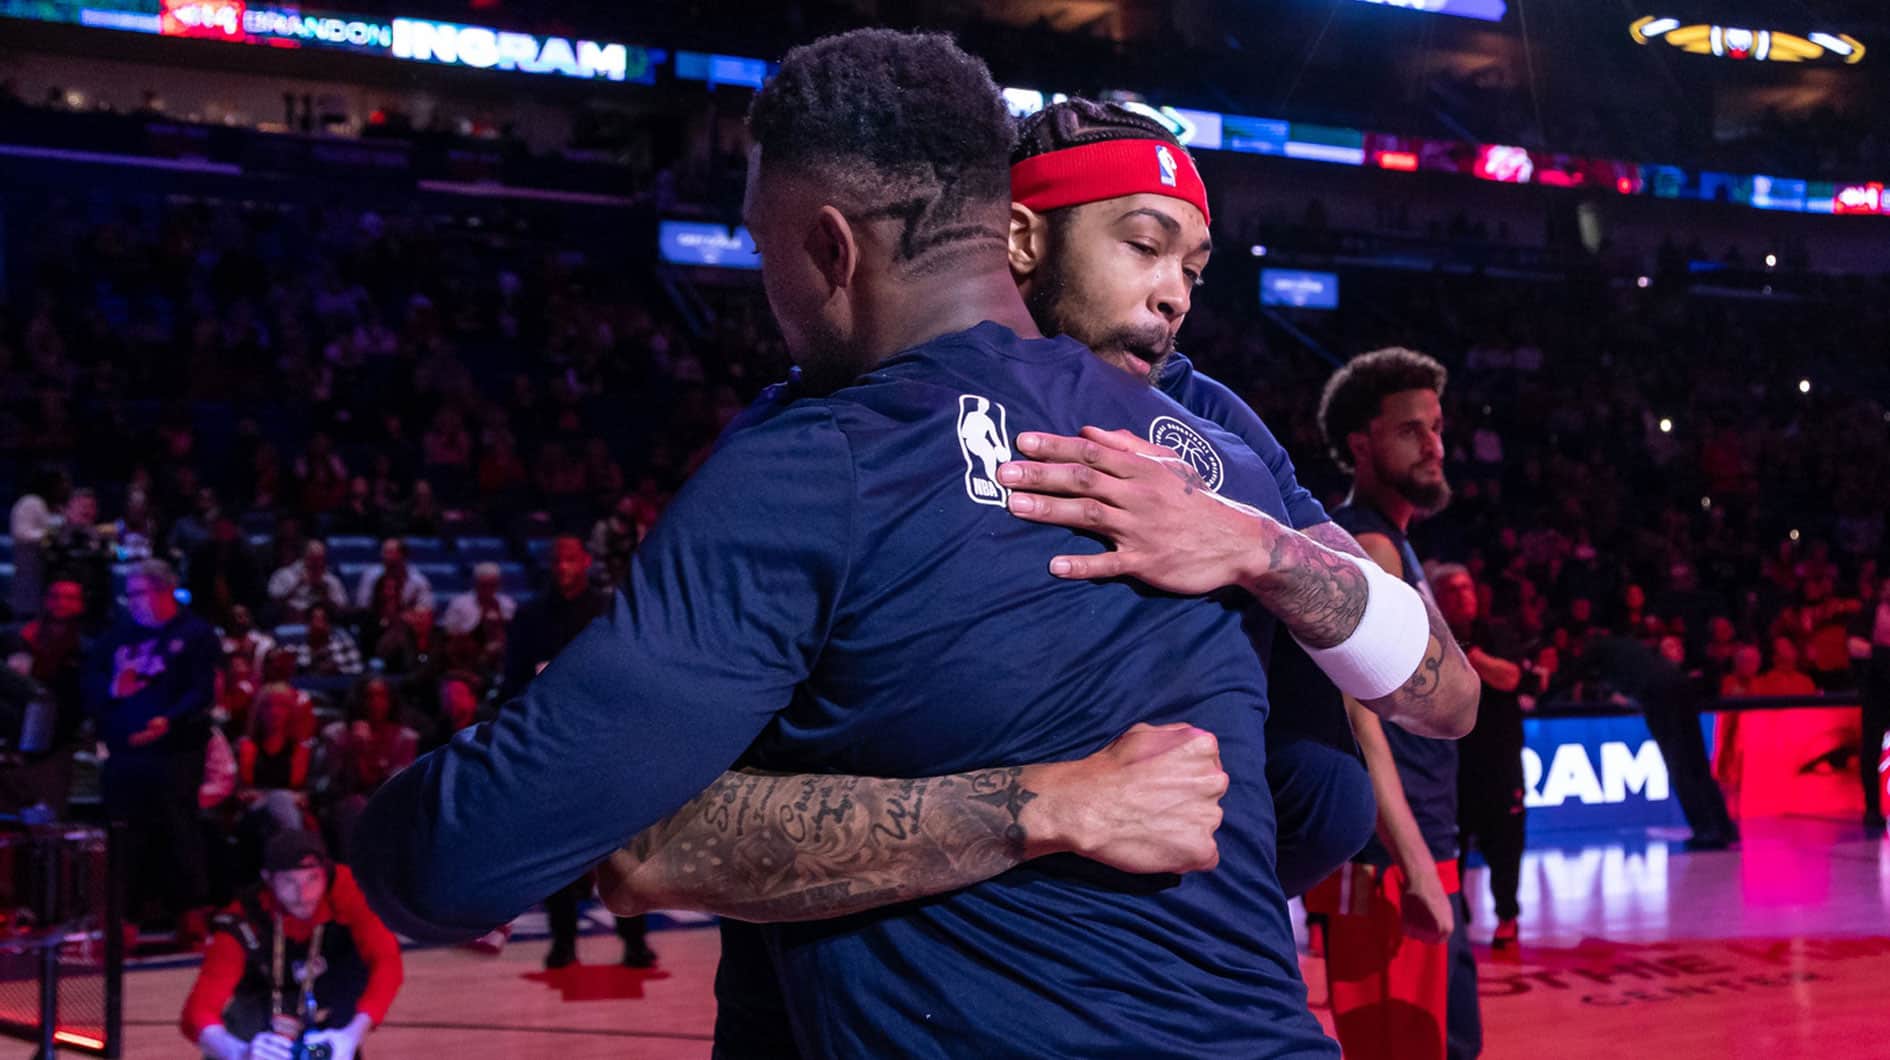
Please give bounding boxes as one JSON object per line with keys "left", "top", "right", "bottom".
{"left": 808, "top": 205, "right": 858, "bottom": 292}
{"left": 1346, "top": 431, "right": 1371, "bottom": 470}
{"left": 1009, "top": 203, "right": 1051, "bottom": 284}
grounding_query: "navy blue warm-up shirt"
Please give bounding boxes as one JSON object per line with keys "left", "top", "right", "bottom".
{"left": 355, "top": 323, "right": 1336, "bottom": 1057}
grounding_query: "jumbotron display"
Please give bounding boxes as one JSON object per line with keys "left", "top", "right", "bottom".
{"left": 0, "top": 1, "right": 1884, "bottom": 218}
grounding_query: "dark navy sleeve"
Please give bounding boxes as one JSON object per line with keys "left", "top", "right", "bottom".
{"left": 353, "top": 403, "right": 857, "bottom": 942}
{"left": 1174, "top": 369, "right": 1329, "bottom": 531}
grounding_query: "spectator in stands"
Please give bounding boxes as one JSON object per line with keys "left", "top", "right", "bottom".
{"left": 374, "top": 602, "right": 439, "bottom": 673}
{"left": 318, "top": 676, "right": 418, "bottom": 858}
{"left": 1703, "top": 616, "right": 1741, "bottom": 681}
{"left": 266, "top": 541, "right": 348, "bottom": 623}
{"left": 187, "top": 515, "right": 264, "bottom": 627}
{"left": 1720, "top": 644, "right": 1764, "bottom": 697}
{"left": 361, "top": 570, "right": 408, "bottom": 651}
{"left": 221, "top": 604, "right": 277, "bottom": 672}
{"left": 352, "top": 538, "right": 433, "bottom": 613}
{"left": 475, "top": 432, "right": 530, "bottom": 508}
{"left": 7, "top": 467, "right": 68, "bottom": 619}
{"left": 236, "top": 682, "right": 312, "bottom": 845}
{"left": 47, "top": 487, "right": 112, "bottom": 626}
{"left": 421, "top": 408, "right": 473, "bottom": 501}
{"left": 377, "top": 604, "right": 448, "bottom": 723}
{"left": 3, "top": 578, "right": 90, "bottom": 814}
{"left": 83, "top": 559, "right": 219, "bottom": 934}
{"left": 400, "top": 480, "right": 443, "bottom": 536}
{"left": 183, "top": 831, "right": 401, "bottom": 1060}
{"left": 1619, "top": 583, "right": 1648, "bottom": 635}
{"left": 167, "top": 486, "right": 222, "bottom": 565}
{"left": 295, "top": 602, "right": 364, "bottom": 678}
{"left": 115, "top": 487, "right": 158, "bottom": 561}
{"left": 250, "top": 443, "right": 283, "bottom": 512}
{"left": 588, "top": 494, "right": 643, "bottom": 586}
{"left": 1753, "top": 636, "right": 1818, "bottom": 697}
{"left": 217, "top": 652, "right": 260, "bottom": 735}
{"left": 294, "top": 432, "right": 350, "bottom": 517}
{"left": 437, "top": 670, "right": 484, "bottom": 736}
{"left": 329, "top": 477, "right": 384, "bottom": 538}
{"left": 441, "top": 562, "right": 515, "bottom": 665}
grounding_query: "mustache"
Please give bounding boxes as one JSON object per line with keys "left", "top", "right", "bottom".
{"left": 1090, "top": 322, "right": 1176, "bottom": 363}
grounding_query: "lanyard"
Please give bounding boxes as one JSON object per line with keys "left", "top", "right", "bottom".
{"left": 269, "top": 913, "right": 326, "bottom": 1022}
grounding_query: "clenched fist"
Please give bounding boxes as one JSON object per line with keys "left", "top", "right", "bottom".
{"left": 1034, "top": 722, "right": 1230, "bottom": 875}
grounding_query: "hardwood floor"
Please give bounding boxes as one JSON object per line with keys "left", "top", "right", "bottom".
{"left": 8, "top": 818, "right": 1881, "bottom": 1058}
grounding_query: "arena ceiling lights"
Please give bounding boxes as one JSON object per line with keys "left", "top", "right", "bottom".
{"left": 1630, "top": 17, "right": 1865, "bottom": 64}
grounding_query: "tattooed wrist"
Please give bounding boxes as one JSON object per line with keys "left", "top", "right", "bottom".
{"left": 1247, "top": 531, "right": 1371, "bottom": 649}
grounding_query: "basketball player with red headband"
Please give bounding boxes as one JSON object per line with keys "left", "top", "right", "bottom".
{"left": 581, "top": 97, "right": 1476, "bottom": 1057}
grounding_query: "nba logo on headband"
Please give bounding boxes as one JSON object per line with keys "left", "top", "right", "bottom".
{"left": 1156, "top": 145, "right": 1178, "bottom": 188}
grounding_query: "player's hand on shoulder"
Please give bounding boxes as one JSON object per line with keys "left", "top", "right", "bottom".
{"left": 999, "top": 427, "right": 1278, "bottom": 596}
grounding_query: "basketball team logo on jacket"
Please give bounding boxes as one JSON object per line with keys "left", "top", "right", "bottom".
{"left": 957, "top": 394, "right": 1013, "bottom": 507}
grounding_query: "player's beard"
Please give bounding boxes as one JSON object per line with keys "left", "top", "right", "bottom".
{"left": 1026, "top": 254, "right": 1176, "bottom": 385}
{"left": 1382, "top": 459, "right": 1453, "bottom": 515}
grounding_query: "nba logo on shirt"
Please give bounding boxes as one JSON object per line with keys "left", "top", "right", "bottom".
{"left": 957, "top": 394, "right": 1013, "bottom": 507}
{"left": 1156, "top": 145, "right": 1178, "bottom": 188}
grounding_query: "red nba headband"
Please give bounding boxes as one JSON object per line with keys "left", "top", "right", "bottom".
{"left": 1010, "top": 138, "right": 1211, "bottom": 226}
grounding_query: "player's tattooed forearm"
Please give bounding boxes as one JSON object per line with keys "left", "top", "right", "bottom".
{"left": 611, "top": 766, "right": 1039, "bottom": 922}
{"left": 1256, "top": 531, "right": 1370, "bottom": 649}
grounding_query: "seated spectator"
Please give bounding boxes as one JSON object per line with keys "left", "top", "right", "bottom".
{"left": 46, "top": 487, "right": 112, "bottom": 624}
{"left": 114, "top": 487, "right": 159, "bottom": 561}
{"left": 350, "top": 538, "right": 433, "bottom": 613}
{"left": 294, "top": 603, "right": 364, "bottom": 677}
{"left": 187, "top": 517, "right": 264, "bottom": 626}
{"left": 399, "top": 480, "right": 443, "bottom": 537}
{"left": 1702, "top": 616, "right": 1741, "bottom": 681}
{"left": 588, "top": 494, "right": 643, "bottom": 586}
{"left": 317, "top": 677, "right": 418, "bottom": 859}
{"left": 320, "top": 677, "right": 418, "bottom": 798}
{"left": 8, "top": 468, "right": 66, "bottom": 619}
{"left": 266, "top": 542, "right": 348, "bottom": 623}
{"left": 182, "top": 831, "right": 401, "bottom": 1060}
{"left": 434, "top": 670, "right": 485, "bottom": 748}
{"left": 220, "top": 604, "right": 277, "bottom": 672}
{"left": 441, "top": 562, "right": 516, "bottom": 649}
{"left": 235, "top": 682, "right": 312, "bottom": 841}
{"left": 360, "top": 572, "right": 404, "bottom": 652}
{"left": 216, "top": 653, "right": 260, "bottom": 734}
{"left": 1752, "top": 637, "right": 1819, "bottom": 697}
{"left": 1720, "top": 644, "right": 1764, "bottom": 697}
{"left": 167, "top": 486, "right": 222, "bottom": 563}
{"left": 294, "top": 432, "right": 349, "bottom": 516}
{"left": 329, "top": 476, "right": 385, "bottom": 538}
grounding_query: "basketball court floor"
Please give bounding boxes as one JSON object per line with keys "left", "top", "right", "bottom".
{"left": 8, "top": 817, "right": 1882, "bottom": 1059}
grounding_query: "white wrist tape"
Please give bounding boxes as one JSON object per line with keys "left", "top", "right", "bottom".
{"left": 1294, "top": 553, "right": 1429, "bottom": 701}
